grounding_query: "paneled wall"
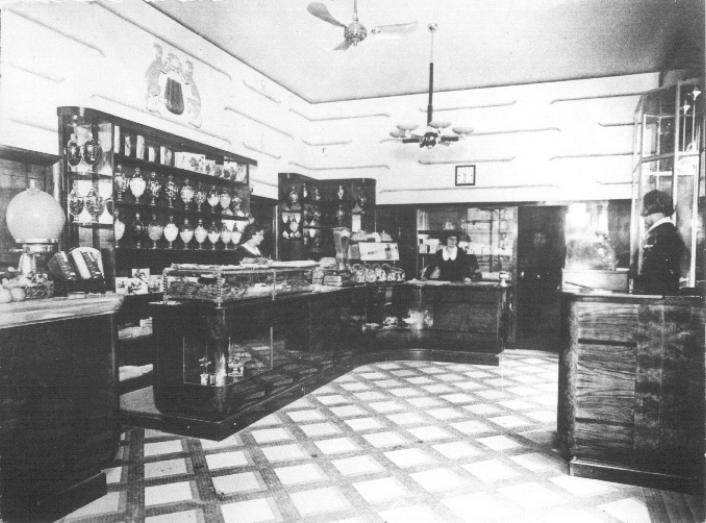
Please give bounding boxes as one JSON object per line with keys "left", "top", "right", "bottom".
{"left": 0, "top": 2, "right": 659, "bottom": 206}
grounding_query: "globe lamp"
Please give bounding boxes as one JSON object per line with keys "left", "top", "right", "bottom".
{"left": 6, "top": 180, "right": 66, "bottom": 274}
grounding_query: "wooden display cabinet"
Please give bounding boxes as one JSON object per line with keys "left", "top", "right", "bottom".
{"left": 57, "top": 107, "right": 257, "bottom": 365}
{"left": 277, "top": 173, "right": 376, "bottom": 261}
{"left": 631, "top": 79, "right": 704, "bottom": 292}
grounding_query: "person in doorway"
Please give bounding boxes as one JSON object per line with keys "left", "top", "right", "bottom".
{"left": 422, "top": 230, "right": 481, "bottom": 282}
{"left": 234, "top": 224, "right": 267, "bottom": 264}
{"left": 633, "top": 190, "right": 684, "bottom": 295}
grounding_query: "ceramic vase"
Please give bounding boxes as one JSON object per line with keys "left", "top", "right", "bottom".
{"left": 129, "top": 168, "right": 146, "bottom": 203}
{"left": 194, "top": 219, "right": 208, "bottom": 249}
{"left": 132, "top": 212, "right": 146, "bottom": 248}
{"left": 163, "top": 215, "right": 179, "bottom": 249}
{"left": 147, "top": 214, "right": 163, "bottom": 249}
{"left": 194, "top": 181, "right": 207, "bottom": 213}
{"left": 180, "top": 178, "right": 195, "bottom": 210}
{"left": 180, "top": 218, "right": 194, "bottom": 249}
{"left": 207, "top": 221, "right": 220, "bottom": 250}
{"left": 164, "top": 175, "right": 178, "bottom": 208}
{"left": 207, "top": 185, "right": 220, "bottom": 213}
{"left": 146, "top": 172, "right": 162, "bottom": 206}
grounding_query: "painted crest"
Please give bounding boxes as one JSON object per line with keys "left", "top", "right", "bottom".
{"left": 145, "top": 43, "right": 202, "bottom": 128}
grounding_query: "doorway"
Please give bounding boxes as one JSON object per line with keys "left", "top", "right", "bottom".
{"left": 516, "top": 206, "right": 566, "bottom": 351}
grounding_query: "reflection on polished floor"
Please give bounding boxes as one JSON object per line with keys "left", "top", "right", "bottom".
{"left": 57, "top": 350, "right": 703, "bottom": 523}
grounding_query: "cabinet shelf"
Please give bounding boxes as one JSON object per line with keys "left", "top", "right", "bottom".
{"left": 116, "top": 154, "right": 246, "bottom": 187}
{"left": 278, "top": 173, "right": 376, "bottom": 261}
{"left": 115, "top": 201, "right": 248, "bottom": 221}
{"left": 59, "top": 106, "right": 256, "bottom": 294}
{"left": 66, "top": 170, "right": 113, "bottom": 179}
{"left": 68, "top": 221, "right": 114, "bottom": 230}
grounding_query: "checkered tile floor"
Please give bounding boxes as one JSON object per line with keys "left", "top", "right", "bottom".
{"left": 57, "top": 350, "right": 703, "bottom": 523}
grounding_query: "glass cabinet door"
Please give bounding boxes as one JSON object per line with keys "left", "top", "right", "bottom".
{"left": 631, "top": 79, "right": 704, "bottom": 290}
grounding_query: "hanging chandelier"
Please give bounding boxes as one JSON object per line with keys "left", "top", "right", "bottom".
{"left": 390, "top": 24, "right": 473, "bottom": 148}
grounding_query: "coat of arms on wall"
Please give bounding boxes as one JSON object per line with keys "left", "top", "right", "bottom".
{"left": 145, "top": 43, "right": 202, "bottom": 128}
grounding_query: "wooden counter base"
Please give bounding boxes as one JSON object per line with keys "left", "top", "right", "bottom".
{"left": 120, "top": 346, "right": 499, "bottom": 441}
{"left": 558, "top": 291, "right": 704, "bottom": 494}
{"left": 121, "top": 282, "right": 509, "bottom": 440}
{"left": 0, "top": 295, "right": 123, "bottom": 523}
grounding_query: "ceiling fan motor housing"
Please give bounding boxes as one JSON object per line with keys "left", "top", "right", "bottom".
{"left": 345, "top": 22, "right": 367, "bottom": 45}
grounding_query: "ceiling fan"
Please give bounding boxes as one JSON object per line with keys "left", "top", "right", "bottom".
{"left": 390, "top": 24, "right": 474, "bottom": 148}
{"left": 307, "top": 0, "right": 417, "bottom": 51}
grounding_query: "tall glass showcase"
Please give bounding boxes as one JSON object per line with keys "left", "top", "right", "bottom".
{"left": 631, "top": 79, "right": 704, "bottom": 291}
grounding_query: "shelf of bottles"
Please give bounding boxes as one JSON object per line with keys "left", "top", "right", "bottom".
{"left": 278, "top": 173, "right": 376, "bottom": 261}
{"left": 59, "top": 107, "right": 257, "bottom": 287}
{"left": 631, "top": 79, "right": 704, "bottom": 289}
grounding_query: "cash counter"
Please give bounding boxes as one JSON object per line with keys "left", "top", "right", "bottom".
{"left": 0, "top": 294, "right": 123, "bottom": 523}
{"left": 558, "top": 290, "right": 704, "bottom": 493}
{"left": 120, "top": 274, "right": 511, "bottom": 440}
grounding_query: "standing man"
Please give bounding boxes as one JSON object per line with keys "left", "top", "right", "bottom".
{"left": 634, "top": 190, "right": 684, "bottom": 295}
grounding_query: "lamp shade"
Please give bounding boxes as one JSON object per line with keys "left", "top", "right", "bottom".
{"left": 6, "top": 181, "right": 66, "bottom": 243}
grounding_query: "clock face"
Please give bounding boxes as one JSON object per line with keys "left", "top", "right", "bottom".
{"left": 456, "top": 165, "right": 475, "bottom": 186}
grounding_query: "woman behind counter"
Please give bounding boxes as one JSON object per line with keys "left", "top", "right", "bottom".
{"left": 422, "top": 230, "right": 481, "bottom": 282}
{"left": 234, "top": 224, "right": 267, "bottom": 264}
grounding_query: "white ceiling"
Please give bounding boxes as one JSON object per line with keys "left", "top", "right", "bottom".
{"left": 152, "top": 0, "right": 702, "bottom": 104}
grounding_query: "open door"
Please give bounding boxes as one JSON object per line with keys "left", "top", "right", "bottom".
{"left": 516, "top": 206, "right": 566, "bottom": 351}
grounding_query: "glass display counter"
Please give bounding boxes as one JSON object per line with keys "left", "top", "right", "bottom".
{"left": 163, "top": 263, "right": 313, "bottom": 305}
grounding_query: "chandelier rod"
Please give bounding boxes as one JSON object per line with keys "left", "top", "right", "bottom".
{"left": 426, "top": 24, "right": 437, "bottom": 127}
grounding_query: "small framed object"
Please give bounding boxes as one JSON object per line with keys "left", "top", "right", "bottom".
{"left": 455, "top": 165, "right": 476, "bottom": 186}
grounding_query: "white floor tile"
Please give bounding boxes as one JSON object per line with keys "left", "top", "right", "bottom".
{"left": 206, "top": 450, "right": 250, "bottom": 470}
{"left": 411, "top": 468, "right": 470, "bottom": 491}
{"left": 144, "top": 458, "right": 188, "bottom": 479}
{"left": 384, "top": 448, "right": 437, "bottom": 468}
{"left": 290, "top": 486, "right": 352, "bottom": 516}
{"left": 344, "top": 417, "right": 385, "bottom": 431}
{"left": 286, "top": 409, "right": 325, "bottom": 422}
{"left": 363, "top": 431, "right": 409, "bottom": 448}
{"left": 145, "top": 482, "right": 193, "bottom": 507}
{"left": 220, "top": 497, "right": 280, "bottom": 523}
{"left": 213, "top": 470, "right": 266, "bottom": 494}
{"left": 314, "top": 437, "right": 359, "bottom": 454}
{"left": 463, "top": 459, "right": 520, "bottom": 482}
{"left": 299, "top": 422, "right": 341, "bottom": 437}
{"left": 332, "top": 455, "right": 385, "bottom": 476}
{"left": 274, "top": 463, "right": 327, "bottom": 485}
{"left": 144, "top": 440, "right": 183, "bottom": 456}
{"left": 353, "top": 476, "right": 412, "bottom": 503}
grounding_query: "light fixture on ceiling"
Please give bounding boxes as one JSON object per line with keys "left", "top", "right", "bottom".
{"left": 390, "top": 24, "right": 473, "bottom": 148}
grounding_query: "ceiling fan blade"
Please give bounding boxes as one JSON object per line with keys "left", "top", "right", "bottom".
{"left": 332, "top": 39, "right": 353, "bottom": 51}
{"left": 440, "top": 135, "right": 459, "bottom": 143}
{"left": 307, "top": 2, "right": 348, "bottom": 28}
{"left": 402, "top": 136, "right": 422, "bottom": 144}
{"left": 370, "top": 21, "right": 418, "bottom": 38}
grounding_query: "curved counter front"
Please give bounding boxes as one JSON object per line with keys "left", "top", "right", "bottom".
{"left": 558, "top": 291, "right": 704, "bottom": 493}
{"left": 121, "top": 282, "right": 510, "bottom": 440}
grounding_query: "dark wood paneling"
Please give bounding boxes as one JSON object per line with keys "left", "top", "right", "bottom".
{"left": 0, "top": 312, "right": 120, "bottom": 522}
{"left": 558, "top": 292, "right": 704, "bottom": 493}
{"left": 576, "top": 343, "right": 636, "bottom": 424}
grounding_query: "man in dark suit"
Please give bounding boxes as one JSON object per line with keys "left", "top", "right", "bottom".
{"left": 634, "top": 190, "right": 684, "bottom": 295}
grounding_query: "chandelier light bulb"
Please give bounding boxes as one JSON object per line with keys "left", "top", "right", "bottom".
{"left": 388, "top": 24, "right": 470, "bottom": 149}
